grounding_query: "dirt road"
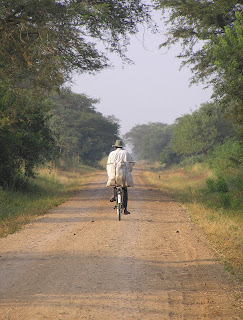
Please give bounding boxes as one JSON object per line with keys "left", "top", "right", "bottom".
{"left": 0, "top": 169, "right": 241, "bottom": 319}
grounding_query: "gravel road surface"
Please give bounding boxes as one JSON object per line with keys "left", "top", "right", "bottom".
{"left": 0, "top": 169, "right": 241, "bottom": 319}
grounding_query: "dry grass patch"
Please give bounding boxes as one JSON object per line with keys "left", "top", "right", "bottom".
{"left": 0, "top": 165, "right": 99, "bottom": 237}
{"left": 144, "top": 164, "right": 243, "bottom": 281}
{"left": 99, "top": 156, "right": 108, "bottom": 169}
{"left": 186, "top": 202, "right": 243, "bottom": 279}
{"left": 145, "top": 164, "right": 212, "bottom": 199}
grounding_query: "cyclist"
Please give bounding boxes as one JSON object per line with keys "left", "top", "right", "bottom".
{"left": 106, "top": 140, "right": 135, "bottom": 215}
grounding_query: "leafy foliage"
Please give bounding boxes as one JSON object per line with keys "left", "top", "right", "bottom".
{"left": 206, "top": 177, "right": 229, "bottom": 193}
{"left": 0, "top": 0, "right": 152, "bottom": 90}
{"left": 160, "top": 145, "right": 181, "bottom": 166}
{"left": 206, "top": 138, "right": 243, "bottom": 173}
{"left": 124, "top": 122, "right": 173, "bottom": 161}
{"left": 0, "top": 87, "right": 55, "bottom": 187}
{"left": 154, "top": 0, "right": 243, "bottom": 131}
{"left": 171, "top": 103, "right": 234, "bottom": 156}
{"left": 154, "top": 0, "right": 241, "bottom": 82}
{"left": 49, "top": 90, "right": 120, "bottom": 165}
{"left": 209, "top": 12, "right": 243, "bottom": 137}
{"left": 211, "top": 12, "right": 243, "bottom": 102}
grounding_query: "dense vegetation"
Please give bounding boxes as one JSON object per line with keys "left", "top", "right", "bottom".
{"left": 125, "top": 107, "right": 242, "bottom": 210}
{"left": 0, "top": 0, "right": 152, "bottom": 188}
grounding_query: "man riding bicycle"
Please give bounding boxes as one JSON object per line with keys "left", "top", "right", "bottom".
{"left": 106, "top": 140, "right": 135, "bottom": 215}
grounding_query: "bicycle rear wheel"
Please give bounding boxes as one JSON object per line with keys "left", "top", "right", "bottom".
{"left": 116, "top": 189, "right": 123, "bottom": 221}
{"left": 117, "top": 203, "right": 122, "bottom": 221}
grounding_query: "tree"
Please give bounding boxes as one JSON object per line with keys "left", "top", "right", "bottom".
{"left": 171, "top": 103, "right": 234, "bottom": 157}
{"left": 154, "top": 0, "right": 243, "bottom": 131}
{"left": 159, "top": 145, "right": 181, "bottom": 166}
{"left": 154, "top": 0, "right": 241, "bottom": 81}
{"left": 49, "top": 90, "right": 120, "bottom": 165}
{"left": 124, "top": 124, "right": 153, "bottom": 159}
{"left": 124, "top": 122, "right": 173, "bottom": 161}
{"left": 0, "top": 0, "right": 152, "bottom": 90}
{"left": 211, "top": 12, "right": 243, "bottom": 101}
{"left": 209, "top": 12, "right": 243, "bottom": 137}
{"left": 0, "top": 88, "right": 55, "bottom": 187}
{"left": 139, "top": 123, "right": 173, "bottom": 161}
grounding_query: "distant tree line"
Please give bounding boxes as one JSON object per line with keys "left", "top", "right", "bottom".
{"left": 124, "top": 122, "right": 174, "bottom": 162}
{"left": 124, "top": 102, "right": 241, "bottom": 169}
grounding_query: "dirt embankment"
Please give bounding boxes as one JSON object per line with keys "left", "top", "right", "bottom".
{"left": 0, "top": 169, "right": 241, "bottom": 319}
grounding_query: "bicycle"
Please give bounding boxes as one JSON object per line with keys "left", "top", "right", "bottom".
{"left": 115, "top": 187, "right": 123, "bottom": 221}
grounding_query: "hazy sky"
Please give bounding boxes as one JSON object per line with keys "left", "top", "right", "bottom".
{"left": 71, "top": 12, "right": 212, "bottom": 136}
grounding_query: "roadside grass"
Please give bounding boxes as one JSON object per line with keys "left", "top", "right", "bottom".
{"left": 0, "top": 164, "right": 98, "bottom": 237}
{"left": 143, "top": 163, "right": 243, "bottom": 282}
{"left": 99, "top": 156, "right": 108, "bottom": 169}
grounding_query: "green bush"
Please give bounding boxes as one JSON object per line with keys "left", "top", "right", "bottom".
{"left": 160, "top": 145, "right": 181, "bottom": 166}
{"left": 206, "top": 177, "right": 229, "bottom": 193}
{"left": 215, "top": 177, "right": 229, "bottom": 193}
{"left": 178, "top": 155, "right": 204, "bottom": 168}
{"left": 218, "top": 193, "right": 232, "bottom": 209}
{"left": 206, "top": 139, "right": 242, "bottom": 173}
{"left": 206, "top": 178, "right": 216, "bottom": 192}
{"left": 205, "top": 175, "right": 243, "bottom": 210}
{"left": 235, "top": 176, "right": 243, "bottom": 191}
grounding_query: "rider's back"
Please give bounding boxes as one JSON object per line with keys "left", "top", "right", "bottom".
{"left": 106, "top": 149, "right": 134, "bottom": 187}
